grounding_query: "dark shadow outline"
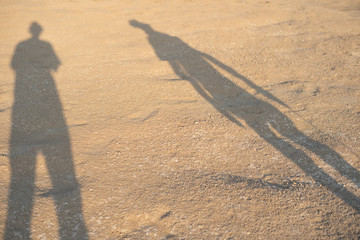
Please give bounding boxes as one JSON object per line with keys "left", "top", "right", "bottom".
{"left": 129, "top": 19, "right": 360, "bottom": 212}
{"left": 4, "top": 22, "right": 89, "bottom": 240}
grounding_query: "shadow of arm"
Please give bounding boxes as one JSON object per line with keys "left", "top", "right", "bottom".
{"left": 191, "top": 81, "right": 245, "bottom": 128}
{"left": 47, "top": 43, "right": 61, "bottom": 71}
{"left": 169, "top": 61, "right": 191, "bottom": 81}
{"left": 200, "top": 52, "right": 289, "bottom": 108}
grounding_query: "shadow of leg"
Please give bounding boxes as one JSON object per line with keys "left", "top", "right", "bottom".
{"left": 296, "top": 134, "right": 360, "bottom": 188}
{"left": 5, "top": 149, "right": 36, "bottom": 240}
{"left": 43, "top": 141, "right": 88, "bottom": 240}
{"left": 269, "top": 135, "right": 360, "bottom": 212}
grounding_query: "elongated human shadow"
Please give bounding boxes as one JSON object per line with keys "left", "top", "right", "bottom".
{"left": 129, "top": 20, "right": 360, "bottom": 212}
{"left": 5, "top": 22, "right": 89, "bottom": 239}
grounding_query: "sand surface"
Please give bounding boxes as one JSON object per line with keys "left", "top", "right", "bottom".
{"left": 0, "top": 0, "right": 360, "bottom": 239}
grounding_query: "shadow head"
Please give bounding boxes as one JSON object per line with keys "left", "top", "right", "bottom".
{"left": 29, "top": 21, "right": 42, "bottom": 38}
{"left": 129, "top": 19, "right": 153, "bottom": 33}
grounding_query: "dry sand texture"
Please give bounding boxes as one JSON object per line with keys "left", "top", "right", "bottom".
{"left": 0, "top": 0, "right": 360, "bottom": 239}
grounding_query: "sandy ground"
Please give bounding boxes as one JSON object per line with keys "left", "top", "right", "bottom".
{"left": 0, "top": 0, "right": 360, "bottom": 239}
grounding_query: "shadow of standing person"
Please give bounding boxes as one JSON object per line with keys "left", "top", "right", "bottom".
{"left": 129, "top": 20, "right": 360, "bottom": 212}
{"left": 5, "top": 22, "right": 89, "bottom": 239}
